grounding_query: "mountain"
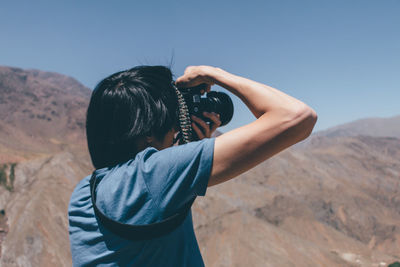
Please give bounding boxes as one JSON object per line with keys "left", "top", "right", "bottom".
{"left": 193, "top": 118, "right": 400, "bottom": 266}
{"left": 194, "top": 134, "right": 400, "bottom": 266}
{"left": 0, "top": 66, "right": 90, "bottom": 163}
{"left": 0, "top": 152, "right": 91, "bottom": 266}
{"left": 0, "top": 66, "right": 93, "bottom": 266}
{"left": 0, "top": 65, "right": 399, "bottom": 266}
{"left": 316, "top": 115, "right": 400, "bottom": 138}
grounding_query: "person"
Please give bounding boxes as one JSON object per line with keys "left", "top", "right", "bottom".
{"left": 68, "top": 65, "right": 317, "bottom": 266}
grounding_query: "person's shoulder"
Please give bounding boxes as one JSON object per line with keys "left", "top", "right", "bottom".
{"left": 145, "top": 138, "right": 216, "bottom": 169}
{"left": 126, "top": 138, "right": 215, "bottom": 167}
{"left": 72, "top": 175, "right": 91, "bottom": 195}
{"left": 154, "top": 137, "right": 215, "bottom": 156}
{"left": 69, "top": 174, "right": 91, "bottom": 209}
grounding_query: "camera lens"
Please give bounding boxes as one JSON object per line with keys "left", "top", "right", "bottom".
{"left": 205, "top": 91, "right": 234, "bottom": 126}
{"left": 178, "top": 84, "right": 234, "bottom": 127}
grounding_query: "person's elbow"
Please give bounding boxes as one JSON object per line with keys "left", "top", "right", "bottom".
{"left": 268, "top": 102, "right": 318, "bottom": 142}
{"left": 294, "top": 104, "right": 318, "bottom": 141}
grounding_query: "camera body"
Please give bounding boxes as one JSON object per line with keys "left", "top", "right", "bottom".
{"left": 179, "top": 84, "right": 234, "bottom": 127}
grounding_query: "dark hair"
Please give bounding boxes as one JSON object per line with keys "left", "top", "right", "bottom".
{"left": 86, "top": 65, "right": 179, "bottom": 169}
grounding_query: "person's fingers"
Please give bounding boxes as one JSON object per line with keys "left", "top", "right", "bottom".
{"left": 175, "top": 77, "right": 192, "bottom": 88}
{"left": 175, "top": 76, "right": 214, "bottom": 90}
{"left": 176, "top": 65, "right": 216, "bottom": 89}
{"left": 176, "top": 75, "right": 206, "bottom": 89}
{"left": 191, "top": 115, "right": 208, "bottom": 130}
{"left": 191, "top": 115, "right": 210, "bottom": 137}
{"left": 203, "top": 112, "right": 221, "bottom": 125}
{"left": 176, "top": 78, "right": 206, "bottom": 89}
{"left": 211, "top": 117, "right": 221, "bottom": 133}
{"left": 191, "top": 121, "right": 205, "bottom": 139}
{"left": 203, "top": 112, "right": 221, "bottom": 134}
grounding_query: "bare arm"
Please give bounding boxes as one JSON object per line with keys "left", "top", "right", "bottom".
{"left": 176, "top": 66, "right": 317, "bottom": 187}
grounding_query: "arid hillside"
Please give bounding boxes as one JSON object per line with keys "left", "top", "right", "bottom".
{"left": 194, "top": 133, "right": 400, "bottom": 266}
{"left": 0, "top": 66, "right": 93, "bottom": 266}
{"left": 315, "top": 115, "right": 400, "bottom": 138}
{"left": 0, "top": 66, "right": 90, "bottom": 163}
{"left": 0, "top": 66, "right": 399, "bottom": 266}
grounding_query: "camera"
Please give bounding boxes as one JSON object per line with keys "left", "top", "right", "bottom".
{"left": 179, "top": 83, "right": 234, "bottom": 127}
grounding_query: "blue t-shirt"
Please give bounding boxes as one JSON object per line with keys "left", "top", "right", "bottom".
{"left": 68, "top": 138, "right": 215, "bottom": 267}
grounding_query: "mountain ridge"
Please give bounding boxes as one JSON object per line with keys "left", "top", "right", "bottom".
{"left": 0, "top": 65, "right": 399, "bottom": 266}
{"left": 315, "top": 115, "right": 400, "bottom": 138}
{"left": 0, "top": 66, "right": 91, "bottom": 164}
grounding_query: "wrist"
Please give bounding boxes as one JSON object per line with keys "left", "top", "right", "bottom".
{"left": 207, "top": 67, "right": 238, "bottom": 91}
{"left": 204, "top": 67, "right": 226, "bottom": 84}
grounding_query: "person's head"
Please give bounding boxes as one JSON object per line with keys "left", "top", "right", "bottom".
{"left": 86, "top": 65, "right": 180, "bottom": 169}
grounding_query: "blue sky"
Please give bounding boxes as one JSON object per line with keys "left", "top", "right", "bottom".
{"left": 1, "top": 0, "right": 399, "bottom": 132}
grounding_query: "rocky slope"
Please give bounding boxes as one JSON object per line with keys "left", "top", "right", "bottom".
{"left": 0, "top": 152, "right": 91, "bottom": 266}
{"left": 0, "top": 65, "right": 399, "bottom": 266}
{"left": 0, "top": 66, "right": 90, "bottom": 163}
{"left": 0, "top": 66, "right": 93, "bottom": 266}
{"left": 193, "top": 133, "right": 400, "bottom": 266}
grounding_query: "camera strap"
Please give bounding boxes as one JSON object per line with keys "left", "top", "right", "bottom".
{"left": 90, "top": 172, "right": 196, "bottom": 241}
{"left": 172, "top": 82, "right": 193, "bottom": 144}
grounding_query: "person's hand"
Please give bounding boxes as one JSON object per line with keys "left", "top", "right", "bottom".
{"left": 175, "top": 66, "right": 217, "bottom": 94}
{"left": 191, "top": 111, "right": 222, "bottom": 139}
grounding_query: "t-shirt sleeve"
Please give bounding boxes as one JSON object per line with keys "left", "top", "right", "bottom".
{"left": 139, "top": 137, "right": 215, "bottom": 211}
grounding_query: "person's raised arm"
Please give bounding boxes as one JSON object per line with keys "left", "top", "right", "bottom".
{"left": 176, "top": 66, "right": 317, "bottom": 187}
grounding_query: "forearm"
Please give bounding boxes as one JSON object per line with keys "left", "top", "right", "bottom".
{"left": 176, "top": 65, "right": 317, "bottom": 187}
{"left": 208, "top": 68, "right": 309, "bottom": 119}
